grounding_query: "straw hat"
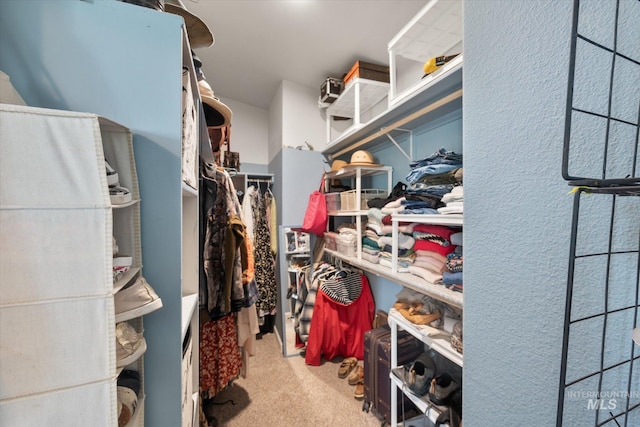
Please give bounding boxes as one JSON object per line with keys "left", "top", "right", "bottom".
{"left": 330, "top": 159, "right": 348, "bottom": 172}
{"left": 198, "top": 80, "right": 232, "bottom": 128}
{"left": 165, "top": 0, "right": 214, "bottom": 49}
{"left": 348, "top": 150, "right": 381, "bottom": 167}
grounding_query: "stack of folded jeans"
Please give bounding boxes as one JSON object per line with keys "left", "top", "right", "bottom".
{"left": 405, "top": 148, "right": 462, "bottom": 214}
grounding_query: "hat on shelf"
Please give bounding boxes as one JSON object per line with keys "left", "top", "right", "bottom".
{"left": 330, "top": 159, "right": 348, "bottom": 172}
{"left": 164, "top": 0, "right": 214, "bottom": 49}
{"left": 348, "top": 150, "right": 382, "bottom": 167}
{"left": 198, "top": 79, "right": 232, "bottom": 128}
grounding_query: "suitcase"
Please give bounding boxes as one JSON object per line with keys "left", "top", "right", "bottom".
{"left": 363, "top": 325, "right": 423, "bottom": 425}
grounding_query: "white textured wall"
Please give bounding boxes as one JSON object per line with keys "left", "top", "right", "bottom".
{"left": 219, "top": 96, "right": 269, "bottom": 166}
{"left": 281, "top": 80, "right": 327, "bottom": 153}
{"left": 464, "top": 1, "right": 574, "bottom": 424}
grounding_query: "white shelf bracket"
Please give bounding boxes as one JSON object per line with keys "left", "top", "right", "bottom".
{"left": 384, "top": 127, "right": 413, "bottom": 162}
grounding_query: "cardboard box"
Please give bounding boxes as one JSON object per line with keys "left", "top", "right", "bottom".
{"left": 344, "top": 60, "right": 390, "bottom": 86}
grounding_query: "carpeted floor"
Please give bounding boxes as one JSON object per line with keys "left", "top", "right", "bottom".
{"left": 202, "top": 332, "right": 384, "bottom": 427}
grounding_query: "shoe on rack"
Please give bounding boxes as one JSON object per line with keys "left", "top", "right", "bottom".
{"left": 115, "top": 275, "right": 163, "bottom": 322}
{"left": 106, "top": 160, "right": 119, "bottom": 187}
{"left": 117, "top": 369, "right": 141, "bottom": 427}
{"left": 115, "top": 321, "right": 147, "bottom": 368}
{"left": 428, "top": 372, "right": 459, "bottom": 406}
{"left": 348, "top": 364, "right": 364, "bottom": 386}
{"left": 403, "top": 352, "right": 436, "bottom": 396}
{"left": 110, "top": 185, "right": 132, "bottom": 205}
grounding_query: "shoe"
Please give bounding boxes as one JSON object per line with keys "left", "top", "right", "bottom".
{"left": 110, "top": 185, "right": 132, "bottom": 205}
{"left": 428, "top": 372, "right": 459, "bottom": 406}
{"left": 115, "top": 321, "right": 147, "bottom": 368}
{"left": 403, "top": 352, "right": 435, "bottom": 396}
{"left": 117, "top": 369, "right": 140, "bottom": 427}
{"left": 338, "top": 357, "right": 358, "bottom": 378}
{"left": 348, "top": 364, "right": 364, "bottom": 386}
{"left": 106, "top": 160, "right": 119, "bottom": 187}
{"left": 115, "top": 275, "right": 163, "bottom": 322}
{"left": 354, "top": 380, "right": 365, "bottom": 400}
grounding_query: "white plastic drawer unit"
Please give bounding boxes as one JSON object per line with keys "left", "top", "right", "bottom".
{"left": 388, "top": 0, "right": 463, "bottom": 106}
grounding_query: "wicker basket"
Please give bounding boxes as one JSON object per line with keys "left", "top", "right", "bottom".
{"left": 340, "top": 189, "right": 388, "bottom": 211}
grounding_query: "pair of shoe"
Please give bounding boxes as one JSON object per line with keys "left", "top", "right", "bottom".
{"left": 115, "top": 321, "right": 147, "bottom": 368}
{"left": 402, "top": 352, "right": 436, "bottom": 396}
{"left": 117, "top": 369, "right": 140, "bottom": 427}
{"left": 106, "top": 160, "right": 132, "bottom": 205}
{"left": 114, "top": 275, "right": 163, "bottom": 322}
{"left": 394, "top": 301, "right": 442, "bottom": 326}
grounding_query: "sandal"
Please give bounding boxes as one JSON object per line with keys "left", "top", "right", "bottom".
{"left": 338, "top": 357, "right": 357, "bottom": 378}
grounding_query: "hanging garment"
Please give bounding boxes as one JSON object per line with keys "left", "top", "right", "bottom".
{"left": 305, "top": 272, "right": 375, "bottom": 366}
{"left": 199, "top": 313, "right": 242, "bottom": 398}
{"left": 252, "top": 189, "right": 277, "bottom": 314}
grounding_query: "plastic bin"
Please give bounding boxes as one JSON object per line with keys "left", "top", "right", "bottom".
{"left": 325, "top": 192, "right": 342, "bottom": 211}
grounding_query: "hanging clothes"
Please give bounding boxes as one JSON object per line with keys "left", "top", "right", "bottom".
{"left": 199, "top": 313, "right": 242, "bottom": 398}
{"left": 304, "top": 269, "right": 375, "bottom": 366}
{"left": 251, "top": 187, "right": 277, "bottom": 316}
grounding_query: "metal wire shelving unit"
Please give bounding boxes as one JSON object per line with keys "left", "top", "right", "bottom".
{"left": 557, "top": 0, "right": 640, "bottom": 425}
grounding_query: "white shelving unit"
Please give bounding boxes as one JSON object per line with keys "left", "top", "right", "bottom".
{"left": 321, "top": 2, "right": 464, "bottom": 425}
{"left": 325, "top": 78, "right": 390, "bottom": 143}
{"left": 324, "top": 165, "right": 393, "bottom": 258}
{"left": 388, "top": 0, "right": 463, "bottom": 107}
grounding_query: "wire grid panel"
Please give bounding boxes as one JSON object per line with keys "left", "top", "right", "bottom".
{"left": 558, "top": 187, "right": 640, "bottom": 427}
{"left": 562, "top": 0, "right": 640, "bottom": 185}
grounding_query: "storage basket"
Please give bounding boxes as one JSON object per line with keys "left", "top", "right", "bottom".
{"left": 336, "top": 233, "right": 357, "bottom": 257}
{"left": 325, "top": 192, "right": 342, "bottom": 211}
{"left": 340, "top": 189, "right": 388, "bottom": 211}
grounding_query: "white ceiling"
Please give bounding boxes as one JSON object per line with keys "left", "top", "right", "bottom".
{"left": 183, "top": 0, "right": 427, "bottom": 109}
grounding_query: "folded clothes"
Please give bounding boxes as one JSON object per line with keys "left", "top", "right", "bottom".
{"left": 414, "top": 240, "right": 457, "bottom": 257}
{"left": 413, "top": 224, "right": 457, "bottom": 241}
{"left": 402, "top": 208, "right": 440, "bottom": 215}
{"left": 409, "top": 148, "right": 463, "bottom": 168}
{"left": 414, "top": 256, "right": 446, "bottom": 273}
{"left": 360, "top": 251, "right": 380, "bottom": 264}
{"left": 367, "top": 208, "right": 385, "bottom": 225}
{"left": 381, "top": 246, "right": 415, "bottom": 260}
{"left": 383, "top": 197, "right": 406, "bottom": 209}
{"left": 450, "top": 232, "right": 463, "bottom": 246}
{"left": 442, "top": 271, "right": 463, "bottom": 285}
{"left": 378, "top": 233, "right": 415, "bottom": 250}
{"left": 379, "top": 257, "right": 410, "bottom": 272}
{"left": 446, "top": 253, "right": 463, "bottom": 273}
{"left": 408, "top": 265, "right": 443, "bottom": 284}
{"left": 362, "top": 246, "right": 380, "bottom": 256}
{"left": 382, "top": 205, "right": 405, "bottom": 214}
{"left": 415, "top": 250, "right": 447, "bottom": 264}
{"left": 438, "top": 205, "right": 463, "bottom": 215}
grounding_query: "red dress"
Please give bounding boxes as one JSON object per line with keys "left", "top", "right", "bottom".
{"left": 305, "top": 274, "right": 375, "bottom": 366}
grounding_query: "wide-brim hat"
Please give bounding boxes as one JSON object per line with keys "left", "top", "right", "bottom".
{"left": 198, "top": 80, "right": 232, "bottom": 128}
{"left": 165, "top": 0, "right": 214, "bottom": 49}
{"left": 348, "top": 149, "right": 382, "bottom": 167}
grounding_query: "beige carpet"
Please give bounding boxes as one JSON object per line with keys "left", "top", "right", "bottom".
{"left": 203, "top": 332, "right": 384, "bottom": 427}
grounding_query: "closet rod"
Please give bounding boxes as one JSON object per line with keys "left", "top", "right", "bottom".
{"left": 328, "top": 88, "right": 463, "bottom": 160}
{"left": 248, "top": 178, "right": 273, "bottom": 184}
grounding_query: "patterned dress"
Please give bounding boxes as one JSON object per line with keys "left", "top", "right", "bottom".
{"left": 252, "top": 190, "right": 277, "bottom": 314}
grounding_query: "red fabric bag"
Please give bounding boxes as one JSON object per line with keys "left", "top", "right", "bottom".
{"left": 302, "top": 175, "right": 327, "bottom": 236}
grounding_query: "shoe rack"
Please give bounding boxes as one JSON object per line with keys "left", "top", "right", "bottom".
{"left": 0, "top": 105, "right": 122, "bottom": 425}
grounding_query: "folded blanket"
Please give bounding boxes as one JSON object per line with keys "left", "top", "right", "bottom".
{"left": 408, "top": 265, "right": 443, "bottom": 284}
